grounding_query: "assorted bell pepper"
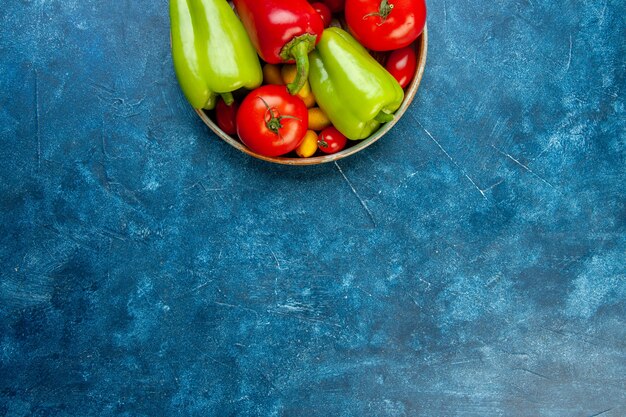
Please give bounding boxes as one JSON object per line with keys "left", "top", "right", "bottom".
{"left": 232, "top": 0, "right": 324, "bottom": 96}
{"left": 169, "top": 0, "right": 262, "bottom": 109}
{"left": 169, "top": 0, "right": 426, "bottom": 157}
{"left": 309, "top": 28, "right": 404, "bottom": 140}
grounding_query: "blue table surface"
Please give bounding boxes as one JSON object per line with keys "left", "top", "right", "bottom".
{"left": 1, "top": 0, "right": 624, "bottom": 416}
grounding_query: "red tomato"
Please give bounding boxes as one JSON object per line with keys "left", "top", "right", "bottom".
{"left": 236, "top": 85, "right": 308, "bottom": 157}
{"left": 311, "top": 2, "right": 332, "bottom": 28}
{"left": 345, "top": 0, "right": 427, "bottom": 51}
{"left": 321, "top": 0, "right": 345, "bottom": 13}
{"left": 385, "top": 46, "right": 416, "bottom": 88}
{"left": 318, "top": 127, "right": 347, "bottom": 154}
{"left": 215, "top": 98, "right": 238, "bottom": 136}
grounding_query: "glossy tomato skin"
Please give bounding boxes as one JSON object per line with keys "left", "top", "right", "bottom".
{"left": 311, "top": 2, "right": 332, "bottom": 28}
{"left": 318, "top": 127, "right": 347, "bottom": 154}
{"left": 385, "top": 46, "right": 416, "bottom": 88}
{"left": 236, "top": 85, "right": 308, "bottom": 157}
{"left": 345, "top": 0, "right": 426, "bottom": 51}
{"left": 215, "top": 99, "right": 238, "bottom": 136}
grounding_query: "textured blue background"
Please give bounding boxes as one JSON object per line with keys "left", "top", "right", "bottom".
{"left": 1, "top": 0, "right": 625, "bottom": 416}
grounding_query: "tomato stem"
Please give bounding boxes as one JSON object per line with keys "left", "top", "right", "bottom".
{"left": 363, "top": 0, "right": 395, "bottom": 24}
{"left": 258, "top": 96, "right": 301, "bottom": 135}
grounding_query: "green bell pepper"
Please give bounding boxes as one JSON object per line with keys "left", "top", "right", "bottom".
{"left": 309, "top": 28, "right": 405, "bottom": 140}
{"left": 170, "top": 0, "right": 263, "bottom": 110}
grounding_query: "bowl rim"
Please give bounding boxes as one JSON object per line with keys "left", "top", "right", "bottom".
{"left": 196, "top": 25, "right": 428, "bottom": 166}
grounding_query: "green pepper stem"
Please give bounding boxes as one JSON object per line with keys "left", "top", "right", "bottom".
{"left": 374, "top": 111, "right": 394, "bottom": 123}
{"left": 203, "top": 93, "right": 218, "bottom": 110}
{"left": 287, "top": 41, "right": 311, "bottom": 96}
{"left": 220, "top": 92, "right": 234, "bottom": 106}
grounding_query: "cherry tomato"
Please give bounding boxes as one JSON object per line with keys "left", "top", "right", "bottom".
{"left": 345, "top": 0, "right": 427, "bottom": 51}
{"left": 308, "top": 107, "right": 332, "bottom": 131}
{"left": 318, "top": 127, "right": 347, "bottom": 154}
{"left": 236, "top": 85, "right": 308, "bottom": 157}
{"left": 385, "top": 46, "right": 416, "bottom": 88}
{"left": 296, "top": 130, "right": 319, "bottom": 158}
{"left": 311, "top": 2, "right": 332, "bottom": 28}
{"left": 262, "top": 64, "right": 284, "bottom": 86}
{"left": 281, "top": 65, "right": 317, "bottom": 108}
{"left": 215, "top": 98, "right": 238, "bottom": 136}
{"left": 322, "top": 0, "right": 345, "bottom": 13}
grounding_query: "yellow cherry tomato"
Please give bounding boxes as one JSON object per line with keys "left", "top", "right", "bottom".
{"left": 300, "top": 89, "right": 316, "bottom": 108}
{"left": 263, "top": 64, "right": 284, "bottom": 85}
{"left": 307, "top": 107, "right": 332, "bottom": 131}
{"left": 281, "top": 65, "right": 316, "bottom": 108}
{"left": 296, "top": 130, "right": 319, "bottom": 158}
{"left": 280, "top": 64, "right": 300, "bottom": 86}
{"left": 301, "top": 90, "right": 316, "bottom": 108}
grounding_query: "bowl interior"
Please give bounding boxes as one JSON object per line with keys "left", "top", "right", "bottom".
{"left": 196, "top": 26, "right": 428, "bottom": 165}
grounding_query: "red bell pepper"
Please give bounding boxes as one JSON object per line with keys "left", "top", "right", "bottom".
{"left": 233, "top": 0, "right": 324, "bottom": 96}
